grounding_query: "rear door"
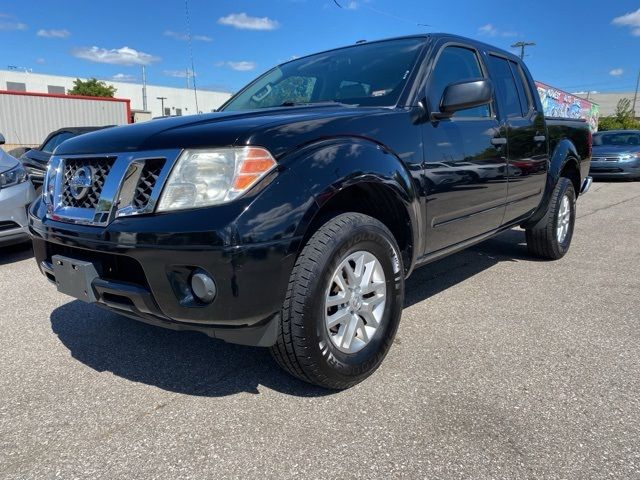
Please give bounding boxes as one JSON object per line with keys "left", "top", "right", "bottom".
{"left": 421, "top": 42, "right": 509, "bottom": 253}
{"left": 486, "top": 55, "right": 548, "bottom": 222}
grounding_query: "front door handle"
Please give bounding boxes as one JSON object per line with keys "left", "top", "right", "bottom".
{"left": 534, "top": 135, "right": 546, "bottom": 142}
{"left": 491, "top": 137, "right": 507, "bottom": 146}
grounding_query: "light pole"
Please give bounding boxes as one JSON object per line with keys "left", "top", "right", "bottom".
{"left": 157, "top": 97, "right": 167, "bottom": 116}
{"left": 632, "top": 69, "right": 640, "bottom": 118}
{"left": 141, "top": 65, "right": 148, "bottom": 111}
{"left": 511, "top": 41, "right": 536, "bottom": 60}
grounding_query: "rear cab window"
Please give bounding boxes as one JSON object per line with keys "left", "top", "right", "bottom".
{"left": 487, "top": 55, "right": 531, "bottom": 118}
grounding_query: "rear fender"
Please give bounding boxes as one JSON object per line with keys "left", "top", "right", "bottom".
{"left": 523, "top": 139, "right": 580, "bottom": 228}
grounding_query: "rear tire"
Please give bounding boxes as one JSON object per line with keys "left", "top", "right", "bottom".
{"left": 270, "top": 212, "right": 404, "bottom": 389}
{"left": 525, "top": 177, "right": 576, "bottom": 260}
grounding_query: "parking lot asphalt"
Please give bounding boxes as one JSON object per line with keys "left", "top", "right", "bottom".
{"left": 1, "top": 181, "right": 639, "bottom": 479}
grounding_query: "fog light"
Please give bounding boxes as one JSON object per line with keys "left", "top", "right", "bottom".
{"left": 190, "top": 270, "right": 216, "bottom": 304}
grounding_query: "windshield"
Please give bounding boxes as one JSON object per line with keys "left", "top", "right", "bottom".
{"left": 221, "top": 38, "right": 426, "bottom": 111}
{"left": 593, "top": 131, "right": 640, "bottom": 147}
{"left": 41, "top": 131, "right": 75, "bottom": 153}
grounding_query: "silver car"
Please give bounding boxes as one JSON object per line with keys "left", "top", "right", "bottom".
{"left": 0, "top": 133, "right": 37, "bottom": 246}
{"left": 591, "top": 130, "right": 640, "bottom": 180}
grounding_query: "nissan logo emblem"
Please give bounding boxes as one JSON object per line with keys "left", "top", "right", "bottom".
{"left": 69, "top": 166, "right": 93, "bottom": 200}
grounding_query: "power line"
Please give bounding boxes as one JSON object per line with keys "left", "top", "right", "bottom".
{"left": 331, "top": 1, "right": 430, "bottom": 28}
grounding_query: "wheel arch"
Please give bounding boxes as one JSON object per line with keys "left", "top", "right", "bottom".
{"left": 289, "top": 138, "right": 422, "bottom": 275}
{"left": 523, "top": 138, "right": 581, "bottom": 228}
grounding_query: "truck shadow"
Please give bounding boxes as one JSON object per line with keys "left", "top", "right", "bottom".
{"left": 0, "top": 242, "right": 33, "bottom": 266}
{"left": 50, "top": 228, "right": 532, "bottom": 397}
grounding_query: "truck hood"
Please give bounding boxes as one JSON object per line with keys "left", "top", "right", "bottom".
{"left": 55, "top": 105, "right": 389, "bottom": 157}
{"left": 0, "top": 149, "right": 19, "bottom": 173}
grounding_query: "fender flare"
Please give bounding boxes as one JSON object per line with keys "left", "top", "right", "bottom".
{"left": 523, "top": 138, "right": 580, "bottom": 228}
{"left": 235, "top": 137, "right": 422, "bottom": 272}
{"left": 292, "top": 138, "right": 422, "bottom": 267}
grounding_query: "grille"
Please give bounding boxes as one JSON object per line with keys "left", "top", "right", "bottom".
{"left": 61, "top": 157, "right": 115, "bottom": 209}
{"left": 133, "top": 159, "right": 165, "bottom": 210}
{"left": 0, "top": 221, "right": 20, "bottom": 232}
{"left": 592, "top": 156, "right": 620, "bottom": 162}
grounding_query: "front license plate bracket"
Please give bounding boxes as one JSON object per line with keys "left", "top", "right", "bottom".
{"left": 51, "top": 255, "right": 99, "bottom": 303}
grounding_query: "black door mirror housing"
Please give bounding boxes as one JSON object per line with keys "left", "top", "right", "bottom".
{"left": 0, "top": 133, "right": 5, "bottom": 145}
{"left": 434, "top": 78, "right": 493, "bottom": 119}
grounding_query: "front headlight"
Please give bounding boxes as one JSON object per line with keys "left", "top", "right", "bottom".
{"left": 157, "top": 147, "right": 277, "bottom": 212}
{"left": 0, "top": 164, "right": 27, "bottom": 189}
{"left": 620, "top": 153, "right": 640, "bottom": 162}
{"left": 42, "top": 157, "right": 61, "bottom": 205}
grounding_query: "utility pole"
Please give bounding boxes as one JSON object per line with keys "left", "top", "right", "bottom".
{"left": 157, "top": 96, "right": 167, "bottom": 116}
{"left": 141, "top": 65, "right": 148, "bottom": 111}
{"left": 511, "top": 41, "right": 536, "bottom": 60}
{"left": 185, "top": 0, "right": 199, "bottom": 113}
{"left": 632, "top": 69, "right": 640, "bottom": 118}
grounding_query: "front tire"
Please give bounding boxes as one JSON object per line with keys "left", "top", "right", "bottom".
{"left": 525, "top": 177, "right": 576, "bottom": 260}
{"left": 270, "top": 213, "right": 404, "bottom": 389}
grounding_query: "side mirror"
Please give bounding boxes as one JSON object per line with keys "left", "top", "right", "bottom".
{"left": 0, "top": 133, "right": 5, "bottom": 145}
{"left": 434, "top": 78, "right": 493, "bottom": 119}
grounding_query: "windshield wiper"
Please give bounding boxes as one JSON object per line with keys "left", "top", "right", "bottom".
{"left": 279, "top": 100, "right": 356, "bottom": 108}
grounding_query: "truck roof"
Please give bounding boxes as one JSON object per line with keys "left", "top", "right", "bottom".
{"left": 278, "top": 33, "right": 522, "bottom": 68}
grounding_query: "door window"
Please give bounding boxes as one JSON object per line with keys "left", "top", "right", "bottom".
{"left": 429, "top": 46, "right": 490, "bottom": 118}
{"left": 488, "top": 55, "right": 525, "bottom": 118}
{"left": 509, "top": 60, "right": 532, "bottom": 115}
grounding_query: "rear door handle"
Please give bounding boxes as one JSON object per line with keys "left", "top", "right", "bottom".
{"left": 533, "top": 135, "right": 546, "bottom": 142}
{"left": 491, "top": 137, "right": 507, "bottom": 146}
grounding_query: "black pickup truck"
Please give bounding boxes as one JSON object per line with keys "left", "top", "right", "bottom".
{"left": 30, "top": 34, "right": 592, "bottom": 389}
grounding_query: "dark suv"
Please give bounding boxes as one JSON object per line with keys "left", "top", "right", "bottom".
{"left": 30, "top": 35, "right": 591, "bottom": 389}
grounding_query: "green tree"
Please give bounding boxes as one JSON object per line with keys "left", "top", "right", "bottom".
{"left": 67, "top": 78, "right": 117, "bottom": 97}
{"left": 597, "top": 98, "right": 640, "bottom": 131}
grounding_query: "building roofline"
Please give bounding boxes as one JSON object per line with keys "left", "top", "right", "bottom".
{"left": 0, "top": 89, "right": 130, "bottom": 103}
{"left": 0, "top": 69, "right": 229, "bottom": 95}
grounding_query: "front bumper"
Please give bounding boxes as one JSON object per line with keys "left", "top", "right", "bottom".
{"left": 0, "top": 181, "right": 36, "bottom": 246}
{"left": 589, "top": 158, "right": 640, "bottom": 178}
{"left": 29, "top": 199, "right": 297, "bottom": 347}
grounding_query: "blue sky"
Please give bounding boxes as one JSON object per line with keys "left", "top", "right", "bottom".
{"left": 0, "top": 0, "right": 639, "bottom": 94}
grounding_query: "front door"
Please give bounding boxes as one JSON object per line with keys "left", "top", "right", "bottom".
{"left": 422, "top": 43, "right": 509, "bottom": 253}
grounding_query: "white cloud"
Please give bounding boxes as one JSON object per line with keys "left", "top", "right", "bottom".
{"left": 479, "top": 23, "right": 498, "bottom": 36}
{"left": 226, "top": 61, "right": 257, "bottom": 71}
{"left": 163, "top": 30, "right": 212, "bottom": 42}
{"left": 37, "top": 28, "right": 70, "bottom": 38}
{"left": 215, "top": 61, "right": 257, "bottom": 71}
{"left": 612, "top": 8, "right": 640, "bottom": 35}
{"left": 111, "top": 73, "right": 137, "bottom": 82}
{"left": 163, "top": 69, "right": 196, "bottom": 78}
{"left": 478, "top": 23, "right": 518, "bottom": 37}
{"left": 36, "top": 57, "right": 45, "bottom": 64}
{"left": 0, "top": 14, "right": 27, "bottom": 31}
{"left": 345, "top": 1, "right": 358, "bottom": 9}
{"left": 609, "top": 68, "right": 624, "bottom": 76}
{"left": 217, "top": 13, "right": 279, "bottom": 30}
{"left": 72, "top": 46, "right": 160, "bottom": 66}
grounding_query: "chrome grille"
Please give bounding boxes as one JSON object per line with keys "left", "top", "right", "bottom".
{"left": 133, "top": 159, "right": 165, "bottom": 210}
{"left": 47, "top": 149, "right": 179, "bottom": 227}
{"left": 60, "top": 157, "right": 115, "bottom": 209}
{"left": 591, "top": 156, "right": 619, "bottom": 162}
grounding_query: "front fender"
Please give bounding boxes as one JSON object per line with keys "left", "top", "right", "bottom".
{"left": 235, "top": 137, "right": 422, "bottom": 268}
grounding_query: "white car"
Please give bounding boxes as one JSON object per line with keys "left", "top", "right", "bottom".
{"left": 0, "top": 133, "right": 36, "bottom": 247}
